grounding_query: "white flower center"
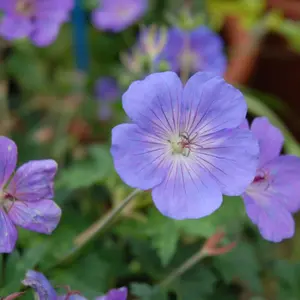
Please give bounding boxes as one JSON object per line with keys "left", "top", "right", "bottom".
{"left": 0, "top": 191, "right": 14, "bottom": 212}
{"left": 169, "top": 131, "right": 196, "bottom": 157}
{"left": 16, "top": 0, "right": 35, "bottom": 16}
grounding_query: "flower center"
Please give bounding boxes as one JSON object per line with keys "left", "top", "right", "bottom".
{"left": 169, "top": 131, "right": 197, "bottom": 157}
{"left": 16, "top": 0, "right": 34, "bottom": 16}
{"left": 0, "top": 191, "right": 14, "bottom": 212}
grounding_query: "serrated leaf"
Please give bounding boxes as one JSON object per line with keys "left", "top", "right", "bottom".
{"left": 213, "top": 241, "right": 262, "bottom": 292}
{"left": 152, "top": 221, "right": 179, "bottom": 266}
{"left": 145, "top": 209, "right": 179, "bottom": 266}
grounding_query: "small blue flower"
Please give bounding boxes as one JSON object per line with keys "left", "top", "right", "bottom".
{"left": 111, "top": 71, "right": 259, "bottom": 220}
{"left": 160, "top": 26, "right": 227, "bottom": 75}
{"left": 95, "top": 77, "right": 120, "bottom": 121}
{"left": 92, "top": 0, "right": 147, "bottom": 32}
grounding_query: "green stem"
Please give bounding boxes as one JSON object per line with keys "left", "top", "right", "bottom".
{"left": 74, "top": 188, "right": 141, "bottom": 247}
{"left": 159, "top": 249, "right": 206, "bottom": 287}
{"left": 49, "top": 189, "right": 141, "bottom": 270}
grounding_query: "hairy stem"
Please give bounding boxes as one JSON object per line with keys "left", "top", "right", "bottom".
{"left": 159, "top": 249, "right": 206, "bottom": 287}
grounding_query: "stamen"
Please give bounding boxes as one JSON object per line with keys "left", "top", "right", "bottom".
{"left": 169, "top": 131, "right": 197, "bottom": 157}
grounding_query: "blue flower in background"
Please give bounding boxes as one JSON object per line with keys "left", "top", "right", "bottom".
{"left": 95, "top": 77, "right": 120, "bottom": 121}
{"left": 160, "top": 26, "right": 227, "bottom": 75}
{"left": 0, "top": 0, "right": 74, "bottom": 46}
{"left": 92, "top": 0, "right": 147, "bottom": 32}
{"left": 111, "top": 71, "right": 259, "bottom": 220}
{"left": 242, "top": 117, "right": 300, "bottom": 242}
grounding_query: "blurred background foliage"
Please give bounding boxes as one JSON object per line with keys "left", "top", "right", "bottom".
{"left": 1, "top": 0, "right": 300, "bottom": 299}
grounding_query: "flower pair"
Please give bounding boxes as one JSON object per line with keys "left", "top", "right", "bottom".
{"left": 110, "top": 71, "right": 300, "bottom": 242}
{"left": 22, "top": 270, "right": 127, "bottom": 300}
{"left": 0, "top": 137, "right": 61, "bottom": 253}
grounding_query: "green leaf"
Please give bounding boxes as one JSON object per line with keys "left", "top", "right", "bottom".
{"left": 51, "top": 253, "right": 110, "bottom": 298}
{"left": 57, "top": 145, "right": 113, "bottom": 189}
{"left": 213, "top": 241, "right": 262, "bottom": 292}
{"left": 131, "top": 283, "right": 167, "bottom": 300}
{"left": 5, "top": 50, "right": 48, "bottom": 93}
{"left": 174, "top": 267, "right": 217, "bottom": 299}
{"left": 276, "top": 20, "right": 300, "bottom": 53}
{"left": 1, "top": 242, "right": 51, "bottom": 295}
{"left": 146, "top": 209, "right": 179, "bottom": 266}
{"left": 152, "top": 221, "right": 179, "bottom": 266}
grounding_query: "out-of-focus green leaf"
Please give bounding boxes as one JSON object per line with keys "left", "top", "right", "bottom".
{"left": 0, "top": 242, "right": 51, "bottom": 295}
{"left": 152, "top": 221, "right": 179, "bottom": 266}
{"left": 173, "top": 267, "right": 217, "bottom": 299}
{"left": 275, "top": 20, "right": 300, "bottom": 53}
{"left": 146, "top": 209, "right": 179, "bottom": 266}
{"left": 5, "top": 50, "right": 49, "bottom": 93}
{"left": 245, "top": 93, "right": 300, "bottom": 156}
{"left": 51, "top": 253, "right": 110, "bottom": 298}
{"left": 131, "top": 283, "right": 167, "bottom": 300}
{"left": 57, "top": 145, "right": 113, "bottom": 189}
{"left": 213, "top": 241, "right": 262, "bottom": 292}
{"left": 206, "top": 0, "right": 266, "bottom": 30}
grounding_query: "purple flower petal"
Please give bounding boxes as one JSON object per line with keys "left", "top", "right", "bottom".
{"left": 242, "top": 193, "right": 294, "bottom": 242}
{"left": 160, "top": 28, "right": 184, "bottom": 71}
{"left": 96, "top": 287, "right": 128, "bottom": 300}
{"left": 189, "top": 27, "right": 227, "bottom": 74}
{"left": 30, "top": 19, "right": 61, "bottom": 47}
{"left": 122, "top": 71, "right": 183, "bottom": 135}
{"left": 8, "top": 200, "right": 61, "bottom": 234}
{"left": 0, "top": 15, "right": 32, "bottom": 40}
{"left": 0, "top": 136, "right": 17, "bottom": 189}
{"left": 239, "top": 119, "right": 250, "bottom": 130}
{"left": 7, "top": 160, "right": 57, "bottom": 202}
{"left": 182, "top": 72, "right": 247, "bottom": 134}
{"left": 92, "top": 0, "right": 147, "bottom": 32}
{"left": 251, "top": 117, "right": 284, "bottom": 167}
{"left": 196, "top": 128, "right": 259, "bottom": 195}
{"left": 22, "top": 270, "right": 57, "bottom": 300}
{"left": 160, "top": 27, "right": 226, "bottom": 74}
{"left": 35, "top": 0, "right": 74, "bottom": 22}
{"left": 152, "top": 157, "right": 222, "bottom": 219}
{"left": 59, "top": 295, "right": 87, "bottom": 300}
{"left": 259, "top": 155, "right": 300, "bottom": 213}
{"left": 0, "top": 209, "right": 17, "bottom": 253}
{"left": 111, "top": 124, "right": 170, "bottom": 190}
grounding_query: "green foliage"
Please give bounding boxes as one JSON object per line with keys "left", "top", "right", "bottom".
{"left": 57, "top": 145, "right": 114, "bottom": 189}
